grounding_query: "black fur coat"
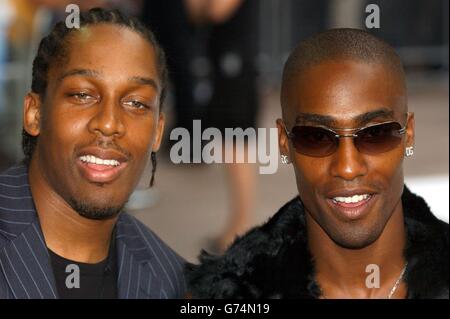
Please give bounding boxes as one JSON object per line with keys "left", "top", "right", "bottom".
{"left": 186, "top": 186, "right": 449, "bottom": 298}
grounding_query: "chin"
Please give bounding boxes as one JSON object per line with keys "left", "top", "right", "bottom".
{"left": 68, "top": 195, "right": 127, "bottom": 220}
{"left": 330, "top": 224, "right": 384, "bottom": 249}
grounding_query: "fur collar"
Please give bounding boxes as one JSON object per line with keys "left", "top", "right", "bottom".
{"left": 186, "top": 186, "right": 449, "bottom": 299}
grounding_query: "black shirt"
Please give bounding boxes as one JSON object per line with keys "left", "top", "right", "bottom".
{"left": 48, "top": 238, "right": 118, "bottom": 299}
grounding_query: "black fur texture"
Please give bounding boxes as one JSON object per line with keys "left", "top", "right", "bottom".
{"left": 186, "top": 186, "right": 449, "bottom": 299}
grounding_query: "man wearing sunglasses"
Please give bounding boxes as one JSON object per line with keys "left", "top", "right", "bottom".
{"left": 186, "top": 28, "right": 449, "bottom": 299}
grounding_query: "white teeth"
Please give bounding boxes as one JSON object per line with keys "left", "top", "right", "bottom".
{"left": 79, "top": 155, "right": 120, "bottom": 166}
{"left": 333, "top": 194, "right": 370, "bottom": 204}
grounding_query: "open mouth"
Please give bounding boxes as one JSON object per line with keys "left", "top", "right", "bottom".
{"left": 326, "top": 193, "right": 376, "bottom": 220}
{"left": 76, "top": 154, "right": 128, "bottom": 184}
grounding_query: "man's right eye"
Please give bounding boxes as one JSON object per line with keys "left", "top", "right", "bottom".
{"left": 67, "top": 92, "right": 96, "bottom": 103}
{"left": 69, "top": 92, "right": 89, "bottom": 99}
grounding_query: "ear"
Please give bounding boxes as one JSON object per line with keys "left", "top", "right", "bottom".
{"left": 276, "top": 118, "right": 291, "bottom": 161}
{"left": 23, "top": 93, "right": 42, "bottom": 137}
{"left": 152, "top": 111, "right": 165, "bottom": 152}
{"left": 405, "top": 112, "right": 415, "bottom": 148}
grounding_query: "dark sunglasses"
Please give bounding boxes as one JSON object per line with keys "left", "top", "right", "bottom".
{"left": 283, "top": 120, "right": 408, "bottom": 157}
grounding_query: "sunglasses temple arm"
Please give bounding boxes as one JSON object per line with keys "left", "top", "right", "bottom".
{"left": 281, "top": 122, "right": 291, "bottom": 137}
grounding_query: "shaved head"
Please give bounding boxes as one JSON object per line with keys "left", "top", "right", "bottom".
{"left": 281, "top": 28, "right": 407, "bottom": 117}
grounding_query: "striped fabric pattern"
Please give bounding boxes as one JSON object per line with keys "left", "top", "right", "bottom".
{"left": 0, "top": 164, "right": 186, "bottom": 299}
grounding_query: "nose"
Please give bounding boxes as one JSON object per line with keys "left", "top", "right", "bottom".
{"left": 330, "top": 137, "right": 368, "bottom": 181}
{"left": 87, "top": 96, "right": 125, "bottom": 138}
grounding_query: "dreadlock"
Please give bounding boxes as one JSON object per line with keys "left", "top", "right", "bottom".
{"left": 149, "top": 152, "right": 157, "bottom": 187}
{"left": 22, "top": 7, "right": 167, "bottom": 186}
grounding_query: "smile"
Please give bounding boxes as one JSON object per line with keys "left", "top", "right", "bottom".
{"left": 80, "top": 155, "right": 121, "bottom": 167}
{"left": 332, "top": 194, "right": 371, "bottom": 204}
{"left": 327, "top": 193, "right": 376, "bottom": 220}
{"left": 77, "top": 154, "right": 128, "bottom": 184}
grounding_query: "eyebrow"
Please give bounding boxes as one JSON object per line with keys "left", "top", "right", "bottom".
{"left": 355, "top": 109, "right": 394, "bottom": 125}
{"left": 295, "top": 108, "right": 395, "bottom": 127}
{"left": 58, "top": 69, "right": 160, "bottom": 91}
{"left": 128, "top": 76, "right": 159, "bottom": 91}
{"left": 58, "top": 68, "right": 101, "bottom": 82}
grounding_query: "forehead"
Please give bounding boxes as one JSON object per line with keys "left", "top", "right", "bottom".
{"left": 284, "top": 60, "right": 406, "bottom": 126}
{"left": 49, "top": 24, "right": 158, "bottom": 84}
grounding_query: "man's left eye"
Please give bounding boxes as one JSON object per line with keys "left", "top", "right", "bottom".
{"left": 68, "top": 92, "right": 93, "bottom": 100}
{"left": 124, "top": 100, "right": 149, "bottom": 109}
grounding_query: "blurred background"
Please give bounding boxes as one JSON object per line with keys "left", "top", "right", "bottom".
{"left": 0, "top": 0, "right": 448, "bottom": 262}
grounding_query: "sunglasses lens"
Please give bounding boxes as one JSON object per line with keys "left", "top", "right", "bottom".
{"left": 291, "top": 126, "right": 337, "bottom": 157}
{"left": 289, "top": 122, "right": 405, "bottom": 157}
{"left": 355, "top": 122, "right": 403, "bottom": 154}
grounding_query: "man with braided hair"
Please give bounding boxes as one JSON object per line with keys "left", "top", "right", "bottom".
{"left": 0, "top": 8, "right": 186, "bottom": 299}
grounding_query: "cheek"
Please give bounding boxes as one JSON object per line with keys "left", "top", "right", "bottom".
{"left": 371, "top": 151, "right": 405, "bottom": 210}
{"left": 361, "top": 150, "right": 405, "bottom": 218}
{"left": 125, "top": 117, "right": 156, "bottom": 158}
{"left": 292, "top": 156, "right": 328, "bottom": 197}
{"left": 367, "top": 149, "right": 404, "bottom": 188}
{"left": 39, "top": 108, "right": 87, "bottom": 158}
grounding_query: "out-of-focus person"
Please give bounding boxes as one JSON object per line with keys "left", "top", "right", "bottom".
{"left": 142, "top": 0, "right": 260, "bottom": 254}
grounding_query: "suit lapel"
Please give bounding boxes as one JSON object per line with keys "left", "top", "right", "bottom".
{"left": 0, "top": 222, "right": 58, "bottom": 299}
{"left": 116, "top": 215, "right": 164, "bottom": 299}
{"left": 0, "top": 165, "right": 58, "bottom": 299}
{"left": 1, "top": 165, "right": 171, "bottom": 299}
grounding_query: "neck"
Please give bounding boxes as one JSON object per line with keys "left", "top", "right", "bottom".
{"left": 29, "top": 156, "right": 117, "bottom": 263}
{"left": 307, "top": 200, "right": 407, "bottom": 298}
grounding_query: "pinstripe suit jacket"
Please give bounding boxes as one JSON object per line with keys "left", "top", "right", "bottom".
{"left": 0, "top": 164, "right": 186, "bottom": 299}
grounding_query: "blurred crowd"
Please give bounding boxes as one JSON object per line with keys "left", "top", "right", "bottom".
{"left": 0, "top": 0, "right": 448, "bottom": 251}
{"left": 0, "top": 0, "right": 447, "bottom": 168}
